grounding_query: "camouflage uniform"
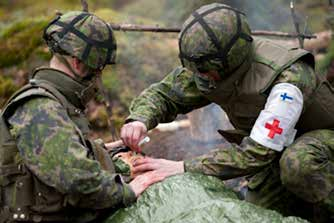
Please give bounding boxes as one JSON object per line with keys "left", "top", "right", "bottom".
{"left": 0, "top": 11, "right": 133, "bottom": 222}
{"left": 0, "top": 68, "right": 135, "bottom": 223}
{"left": 128, "top": 37, "right": 334, "bottom": 220}
{"left": 128, "top": 4, "right": 334, "bottom": 221}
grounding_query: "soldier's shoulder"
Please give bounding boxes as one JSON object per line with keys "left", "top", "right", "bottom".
{"left": 168, "top": 66, "right": 193, "bottom": 78}
{"left": 8, "top": 97, "right": 67, "bottom": 136}
{"left": 21, "top": 96, "right": 62, "bottom": 110}
{"left": 10, "top": 96, "right": 65, "bottom": 120}
{"left": 253, "top": 36, "right": 311, "bottom": 57}
{"left": 253, "top": 36, "right": 290, "bottom": 49}
{"left": 156, "top": 66, "right": 195, "bottom": 87}
{"left": 163, "top": 66, "right": 194, "bottom": 86}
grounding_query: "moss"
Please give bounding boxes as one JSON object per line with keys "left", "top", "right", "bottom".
{"left": 0, "top": 75, "right": 18, "bottom": 107}
{"left": 0, "top": 1, "right": 81, "bottom": 23}
{"left": 0, "top": 17, "right": 50, "bottom": 68}
{"left": 34, "top": 46, "right": 52, "bottom": 61}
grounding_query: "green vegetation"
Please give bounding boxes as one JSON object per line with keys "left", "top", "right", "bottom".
{"left": 0, "top": 75, "right": 18, "bottom": 107}
{"left": 0, "top": 17, "right": 50, "bottom": 68}
{"left": 0, "top": 0, "right": 332, "bottom": 138}
{"left": 317, "top": 39, "right": 334, "bottom": 75}
{"left": 0, "top": 2, "right": 180, "bottom": 137}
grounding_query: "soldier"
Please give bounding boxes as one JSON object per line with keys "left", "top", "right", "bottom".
{"left": 121, "top": 3, "right": 334, "bottom": 221}
{"left": 0, "top": 11, "right": 163, "bottom": 222}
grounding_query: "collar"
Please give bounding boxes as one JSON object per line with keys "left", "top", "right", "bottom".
{"left": 31, "top": 67, "right": 88, "bottom": 109}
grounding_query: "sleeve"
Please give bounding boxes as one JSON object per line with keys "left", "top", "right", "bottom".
{"left": 185, "top": 61, "right": 317, "bottom": 179}
{"left": 184, "top": 137, "right": 278, "bottom": 179}
{"left": 8, "top": 97, "right": 136, "bottom": 209}
{"left": 127, "top": 67, "right": 211, "bottom": 130}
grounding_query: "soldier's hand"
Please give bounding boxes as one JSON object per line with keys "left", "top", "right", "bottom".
{"left": 132, "top": 157, "right": 185, "bottom": 179}
{"left": 121, "top": 121, "right": 147, "bottom": 152}
{"left": 129, "top": 171, "right": 165, "bottom": 197}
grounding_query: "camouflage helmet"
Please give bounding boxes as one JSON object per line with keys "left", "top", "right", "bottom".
{"left": 179, "top": 3, "right": 253, "bottom": 78}
{"left": 43, "top": 11, "right": 116, "bottom": 70}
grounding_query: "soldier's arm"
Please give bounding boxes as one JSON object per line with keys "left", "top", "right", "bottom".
{"left": 127, "top": 67, "right": 211, "bottom": 130}
{"left": 185, "top": 61, "right": 317, "bottom": 178}
{"left": 8, "top": 97, "right": 135, "bottom": 209}
{"left": 274, "top": 61, "right": 317, "bottom": 98}
{"left": 184, "top": 137, "right": 277, "bottom": 179}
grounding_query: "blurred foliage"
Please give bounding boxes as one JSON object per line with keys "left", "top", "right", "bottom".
{"left": 316, "top": 39, "right": 334, "bottom": 75}
{"left": 0, "top": 0, "right": 332, "bottom": 139}
{"left": 0, "top": 17, "right": 50, "bottom": 68}
{"left": 121, "top": 0, "right": 212, "bottom": 26}
{"left": 0, "top": 75, "right": 18, "bottom": 107}
{"left": 96, "top": 7, "right": 180, "bottom": 117}
{"left": 120, "top": 0, "right": 331, "bottom": 32}
{"left": 0, "top": 1, "right": 179, "bottom": 138}
{"left": 316, "top": 8, "right": 334, "bottom": 77}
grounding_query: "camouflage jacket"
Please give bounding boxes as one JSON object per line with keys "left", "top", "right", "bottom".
{"left": 127, "top": 59, "right": 317, "bottom": 179}
{"left": 6, "top": 69, "right": 135, "bottom": 220}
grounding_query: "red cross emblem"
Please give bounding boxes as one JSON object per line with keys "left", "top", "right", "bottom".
{"left": 265, "top": 119, "right": 283, "bottom": 139}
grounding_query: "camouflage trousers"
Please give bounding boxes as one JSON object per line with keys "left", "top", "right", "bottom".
{"left": 246, "top": 129, "right": 334, "bottom": 222}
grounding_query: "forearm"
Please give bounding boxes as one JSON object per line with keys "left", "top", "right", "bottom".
{"left": 184, "top": 137, "right": 278, "bottom": 180}
{"left": 127, "top": 67, "right": 210, "bottom": 130}
{"left": 127, "top": 84, "right": 182, "bottom": 130}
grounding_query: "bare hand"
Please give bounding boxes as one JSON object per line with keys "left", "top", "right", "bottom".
{"left": 121, "top": 121, "right": 147, "bottom": 152}
{"left": 129, "top": 171, "right": 165, "bottom": 197}
{"left": 132, "top": 157, "right": 184, "bottom": 179}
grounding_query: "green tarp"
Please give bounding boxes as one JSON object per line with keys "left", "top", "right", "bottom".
{"left": 105, "top": 173, "right": 308, "bottom": 223}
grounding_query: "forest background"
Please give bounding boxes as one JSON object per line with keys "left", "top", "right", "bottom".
{"left": 0, "top": 0, "right": 333, "bottom": 141}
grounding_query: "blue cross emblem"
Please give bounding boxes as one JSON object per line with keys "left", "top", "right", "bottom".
{"left": 280, "top": 93, "right": 293, "bottom": 101}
